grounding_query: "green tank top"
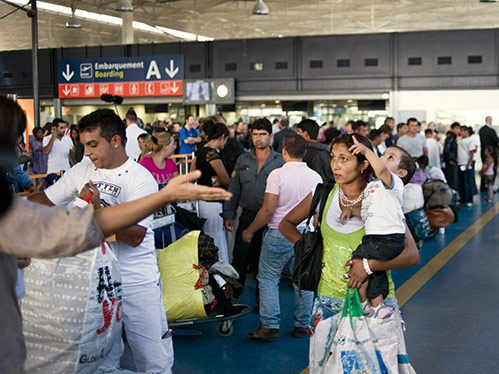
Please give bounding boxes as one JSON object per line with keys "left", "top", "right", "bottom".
{"left": 316, "top": 184, "right": 395, "bottom": 299}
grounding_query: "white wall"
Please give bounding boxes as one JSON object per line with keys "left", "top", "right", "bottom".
{"left": 394, "top": 89, "right": 499, "bottom": 130}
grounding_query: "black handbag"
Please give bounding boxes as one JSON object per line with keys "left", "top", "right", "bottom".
{"left": 292, "top": 183, "right": 334, "bottom": 292}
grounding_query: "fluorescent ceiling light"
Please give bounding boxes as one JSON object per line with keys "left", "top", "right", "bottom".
{"left": 133, "top": 21, "right": 162, "bottom": 34}
{"left": 75, "top": 9, "right": 122, "bottom": 25}
{"left": 7, "top": 0, "right": 213, "bottom": 41}
{"left": 156, "top": 26, "right": 214, "bottom": 41}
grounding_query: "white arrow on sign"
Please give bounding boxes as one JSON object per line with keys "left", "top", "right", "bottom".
{"left": 171, "top": 81, "right": 179, "bottom": 94}
{"left": 63, "top": 85, "right": 70, "bottom": 96}
{"left": 62, "top": 64, "right": 74, "bottom": 82}
{"left": 165, "top": 59, "right": 179, "bottom": 79}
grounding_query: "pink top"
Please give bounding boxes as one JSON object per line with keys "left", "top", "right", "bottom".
{"left": 485, "top": 160, "right": 495, "bottom": 176}
{"left": 265, "top": 161, "right": 323, "bottom": 229}
{"left": 139, "top": 156, "right": 178, "bottom": 185}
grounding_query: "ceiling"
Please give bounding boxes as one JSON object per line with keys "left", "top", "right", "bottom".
{"left": 1, "top": 0, "right": 499, "bottom": 51}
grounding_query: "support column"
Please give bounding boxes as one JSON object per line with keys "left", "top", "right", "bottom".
{"left": 53, "top": 98, "right": 62, "bottom": 119}
{"left": 121, "top": 12, "right": 134, "bottom": 45}
{"left": 391, "top": 33, "right": 399, "bottom": 119}
{"left": 31, "top": 0, "right": 40, "bottom": 128}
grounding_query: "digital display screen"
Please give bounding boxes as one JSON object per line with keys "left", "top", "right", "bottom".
{"left": 185, "top": 81, "right": 214, "bottom": 103}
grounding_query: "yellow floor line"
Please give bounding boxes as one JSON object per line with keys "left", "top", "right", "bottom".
{"left": 396, "top": 203, "right": 499, "bottom": 307}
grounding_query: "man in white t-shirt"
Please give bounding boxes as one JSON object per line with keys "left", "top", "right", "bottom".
{"left": 42, "top": 118, "right": 73, "bottom": 173}
{"left": 243, "top": 134, "right": 322, "bottom": 340}
{"left": 424, "top": 129, "right": 441, "bottom": 168}
{"left": 457, "top": 126, "right": 478, "bottom": 206}
{"left": 124, "top": 108, "right": 147, "bottom": 161}
{"left": 30, "top": 109, "right": 173, "bottom": 373}
{"left": 396, "top": 118, "right": 428, "bottom": 158}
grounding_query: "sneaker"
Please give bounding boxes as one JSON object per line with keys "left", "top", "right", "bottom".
{"left": 374, "top": 305, "right": 393, "bottom": 320}
{"left": 466, "top": 203, "right": 473, "bottom": 207}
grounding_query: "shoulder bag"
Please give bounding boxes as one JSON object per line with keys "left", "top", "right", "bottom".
{"left": 292, "top": 183, "right": 334, "bottom": 292}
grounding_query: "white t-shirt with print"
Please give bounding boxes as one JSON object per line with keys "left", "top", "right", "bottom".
{"left": 360, "top": 173, "right": 405, "bottom": 235}
{"left": 45, "top": 157, "right": 159, "bottom": 286}
{"left": 43, "top": 135, "right": 73, "bottom": 173}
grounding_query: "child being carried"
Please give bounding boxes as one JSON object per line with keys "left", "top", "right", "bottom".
{"left": 344, "top": 138, "right": 416, "bottom": 319}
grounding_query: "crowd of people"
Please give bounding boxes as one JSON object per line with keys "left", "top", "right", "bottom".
{"left": 3, "top": 97, "right": 499, "bottom": 373}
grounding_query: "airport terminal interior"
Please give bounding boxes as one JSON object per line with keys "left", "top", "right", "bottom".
{"left": 1, "top": 1, "right": 499, "bottom": 373}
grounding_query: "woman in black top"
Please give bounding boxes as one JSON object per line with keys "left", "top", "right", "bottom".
{"left": 195, "top": 121, "right": 230, "bottom": 187}
{"left": 194, "top": 121, "right": 231, "bottom": 263}
{"left": 69, "top": 125, "right": 84, "bottom": 166}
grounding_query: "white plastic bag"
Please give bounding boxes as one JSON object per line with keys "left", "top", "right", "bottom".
{"left": 323, "top": 290, "right": 383, "bottom": 374}
{"left": 22, "top": 242, "right": 123, "bottom": 374}
{"left": 311, "top": 289, "right": 417, "bottom": 374}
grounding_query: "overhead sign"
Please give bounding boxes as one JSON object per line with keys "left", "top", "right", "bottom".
{"left": 184, "top": 78, "right": 235, "bottom": 104}
{"left": 57, "top": 55, "right": 184, "bottom": 99}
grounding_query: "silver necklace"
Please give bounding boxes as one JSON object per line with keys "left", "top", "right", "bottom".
{"left": 339, "top": 187, "right": 364, "bottom": 208}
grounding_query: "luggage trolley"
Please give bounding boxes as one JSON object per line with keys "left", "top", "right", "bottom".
{"left": 155, "top": 153, "right": 251, "bottom": 337}
{"left": 169, "top": 304, "right": 252, "bottom": 337}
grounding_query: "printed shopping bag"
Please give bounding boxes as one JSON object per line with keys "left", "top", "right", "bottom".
{"left": 322, "top": 289, "right": 384, "bottom": 374}
{"left": 311, "top": 289, "right": 417, "bottom": 374}
{"left": 22, "top": 242, "right": 124, "bottom": 374}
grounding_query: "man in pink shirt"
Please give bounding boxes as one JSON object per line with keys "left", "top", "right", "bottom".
{"left": 242, "top": 134, "right": 322, "bottom": 340}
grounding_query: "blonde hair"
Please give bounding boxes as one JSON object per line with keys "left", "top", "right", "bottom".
{"left": 147, "top": 131, "right": 174, "bottom": 153}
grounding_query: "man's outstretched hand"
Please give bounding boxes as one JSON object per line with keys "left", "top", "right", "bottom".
{"left": 161, "top": 171, "right": 232, "bottom": 202}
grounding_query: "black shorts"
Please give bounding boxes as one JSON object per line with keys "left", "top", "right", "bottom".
{"left": 352, "top": 233, "right": 405, "bottom": 300}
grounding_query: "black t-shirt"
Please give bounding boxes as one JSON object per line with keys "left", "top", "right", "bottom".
{"left": 195, "top": 146, "right": 221, "bottom": 187}
{"left": 220, "top": 137, "right": 244, "bottom": 176}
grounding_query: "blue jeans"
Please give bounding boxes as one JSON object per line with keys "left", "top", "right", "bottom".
{"left": 257, "top": 228, "right": 314, "bottom": 329}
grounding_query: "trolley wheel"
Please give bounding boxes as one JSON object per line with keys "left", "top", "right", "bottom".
{"left": 217, "top": 320, "right": 234, "bottom": 336}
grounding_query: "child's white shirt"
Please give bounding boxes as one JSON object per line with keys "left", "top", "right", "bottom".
{"left": 360, "top": 172, "right": 406, "bottom": 235}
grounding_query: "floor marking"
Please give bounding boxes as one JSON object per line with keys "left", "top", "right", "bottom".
{"left": 396, "top": 203, "right": 499, "bottom": 307}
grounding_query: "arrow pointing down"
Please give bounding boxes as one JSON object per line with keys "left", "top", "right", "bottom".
{"left": 62, "top": 85, "right": 71, "bottom": 96}
{"left": 62, "top": 64, "right": 74, "bottom": 82}
{"left": 171, "top": 81, "right": 179, "bottom": 93}
{"left": 165, "top": 60, "right": 179, "bottom": 79}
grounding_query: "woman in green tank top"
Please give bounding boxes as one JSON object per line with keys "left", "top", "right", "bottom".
{"left": 280, "top": 134, "right": 419, "bottom": 372}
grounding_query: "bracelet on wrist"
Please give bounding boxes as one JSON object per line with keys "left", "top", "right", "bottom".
{"left": 362, "top": 258, "right": 373, "bottom": 276}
